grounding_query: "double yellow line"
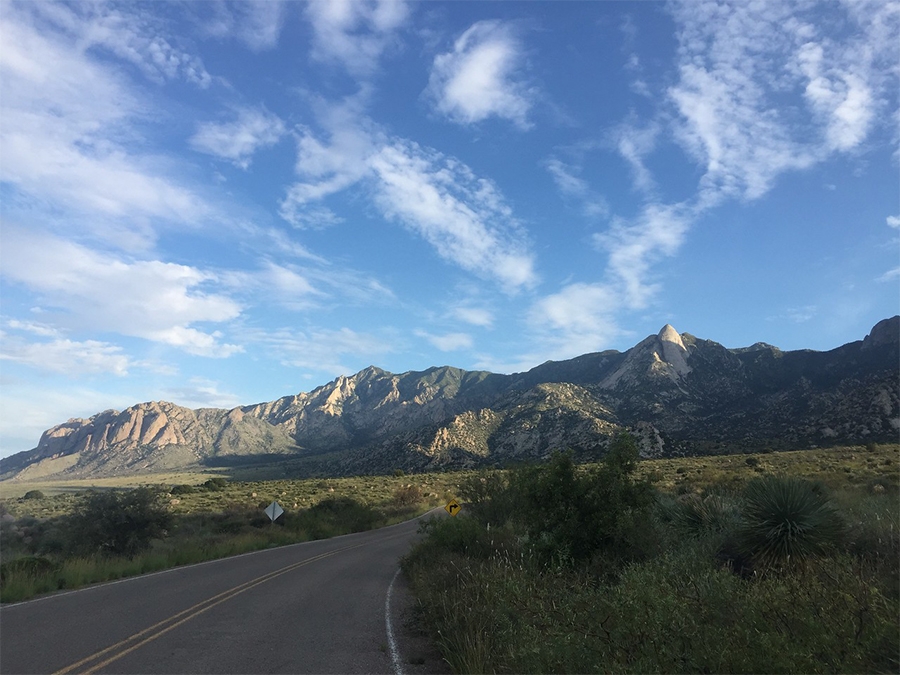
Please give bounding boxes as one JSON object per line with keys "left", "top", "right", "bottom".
{"left": 53, "top": 540, "right": 370, "bottom": 674}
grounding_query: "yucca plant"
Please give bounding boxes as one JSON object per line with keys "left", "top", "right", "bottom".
{"left": 738, "top": 476, "right": 844, "bottom": 566}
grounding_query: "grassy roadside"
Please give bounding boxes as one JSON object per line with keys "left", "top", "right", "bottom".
{"left": 403, "top": 442, "right": 900, "bottom": 674}
{"left": 0, "top": 471, "right": 469, "bottom": 604}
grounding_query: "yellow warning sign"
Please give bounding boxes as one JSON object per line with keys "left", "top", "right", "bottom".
{"left": 445, "top": 499, "right": 461, "bottom": 517}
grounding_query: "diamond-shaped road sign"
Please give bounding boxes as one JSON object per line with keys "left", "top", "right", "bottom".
{"left": 265, "top": 501, "right": 285, "bottom": 522}
{"left": 445, "top": 499, "right": 461, "bottom": 517}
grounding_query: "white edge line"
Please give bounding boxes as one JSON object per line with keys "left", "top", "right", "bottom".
{"left": 385, "top": 567, "right": 405, "bottom": 675}
{"left": 1, "top": 507, "right": 441, "bottom": 610}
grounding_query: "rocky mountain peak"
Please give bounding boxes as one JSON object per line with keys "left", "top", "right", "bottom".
{"left": 658, "top": 323, "right": 684, "bottom": 348}
{"left": 656, "top": 324, "right": 690, "bottom": 377}
{"left": 862, "top": 316, "right": 900, "bottom": 350}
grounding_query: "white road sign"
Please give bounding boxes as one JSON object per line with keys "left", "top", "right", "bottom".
{"left": 265, "top": 501, "right": 284, "bottom": 522}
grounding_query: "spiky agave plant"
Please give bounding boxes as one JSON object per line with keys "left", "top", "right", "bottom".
{"left": 739, "top": 476, "right": 844, "bottom": 566}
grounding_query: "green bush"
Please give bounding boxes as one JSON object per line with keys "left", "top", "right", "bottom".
{"left": 738, "top": 476, "right": 844, "bottom": 566}
{"left": 510, "top": 435, "right": 655, "bottom": 566}
{"left": 67, "top": 488, "right": 172, "bottom": 558}
{"left": 22, "top": 490, "right": 45, "bottom": 500}
{"left": 201, "top": 477, "right": 228, "bottom": 492}
{"left": 170, "top": 484, "right": 196, "bottom": 495}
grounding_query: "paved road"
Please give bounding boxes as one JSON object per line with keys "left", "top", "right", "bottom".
{"left": 0, "top": 512, "right": 439, "bottom": 674}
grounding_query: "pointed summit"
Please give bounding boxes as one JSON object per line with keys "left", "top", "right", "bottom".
{"left": 658, "top": 324, "right": 685, "bottom": 349}
{"left": 657, "top": 324, "right": 690, "bottom": 377}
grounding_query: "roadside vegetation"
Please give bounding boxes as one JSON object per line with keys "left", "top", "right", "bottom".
{"left": 0, "top": 471, "right": 465, "bottom": 603}
{"left": 403, "top": 439, "right": 899, "bottom": 674}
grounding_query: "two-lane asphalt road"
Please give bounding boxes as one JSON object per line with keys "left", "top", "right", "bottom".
{"left": 0, "top": 512, "right": 437, "bottom": 674}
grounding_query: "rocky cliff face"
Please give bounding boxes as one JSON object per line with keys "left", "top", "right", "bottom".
{"left": 2, "top": 317, "right": 897, "bottom": 480}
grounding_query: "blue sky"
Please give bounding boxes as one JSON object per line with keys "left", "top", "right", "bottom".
{"left": 0, "top": 0, "right": 897, "bottom": 457}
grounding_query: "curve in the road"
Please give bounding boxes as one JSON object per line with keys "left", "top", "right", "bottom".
{"left": 1, "top": 512, "right": 438, "bottom": 675}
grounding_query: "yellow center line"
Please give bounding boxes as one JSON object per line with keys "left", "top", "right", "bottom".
{"left": 51, "top": 535, "right": 391, "bottom": 675}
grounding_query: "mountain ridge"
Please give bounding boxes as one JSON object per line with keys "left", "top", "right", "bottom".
{"left": 2, "top": 317, "right": 897, "bottom": 480}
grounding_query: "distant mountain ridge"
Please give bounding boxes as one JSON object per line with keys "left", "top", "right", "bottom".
{"left": 2, "top": 317, "right": 897, "bottom": 480}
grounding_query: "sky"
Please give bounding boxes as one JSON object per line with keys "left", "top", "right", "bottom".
{"left": 0, "top": 0, "right": 898, "bottom": 458}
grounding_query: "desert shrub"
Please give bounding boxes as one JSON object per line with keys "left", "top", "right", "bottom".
{"left": 669, "top": 493, "right": 740, "bottom": 538}
{"left": 22, "top": 490, "right": 45, "bottom": 500}
{"left": 67, "top": 488, "right": 172, "bottom": 558}
{"left": 510, "top": 435, "right": 655, "bottom": 566}
{"left": 458, "top": 470, "right": 516, "bottom": 527}
{"left": 738, "top": 476, "right": 844, "bottom": 567}
{"left": 201, "top": 477, "right": 228, "bottom": 492}
{"left": 299, "top": 497, "right": 379, "bottom": 537}
{"left": 170, "top": 484, "right": 196, "bottom": 495}
{"left": 391, "top": 484, "right": 423, "bottom": 508}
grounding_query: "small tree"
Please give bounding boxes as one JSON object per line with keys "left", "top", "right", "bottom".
{"left": 68, "top": 488, "right": 171, "bottom": 558}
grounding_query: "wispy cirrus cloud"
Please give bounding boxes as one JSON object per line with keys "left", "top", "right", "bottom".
{"left": 0, "top": 328, "right": 132, "bottom": 377}
{"left": 415, "top": 330, "right": 473, "bottom": 352}
{"left": 545, "top": 157, "right": 609, "bottom": 218}
{"left": 280, "top": 99, "right": 537, "bottom": 291}
{"left": 1, "top": 226, "right": 242, "bottom": 357}
{"left": 427, "top": 20, "right": 535, "bottom": 129}
{"left": 451, "top": 306, "right": 494, "bottom": 329}
{"left": 305, "top": 0, "right": 409, "bottom": 77}
{"left": 0, "top": 3, "right": 213, "bottom": 251}
{"left": 190, "top": 107, "right": 286, "bottom": 169}
{"left": 199, "top": 0, "right": 286, "bottom": 51}
{"left": 369, "top": 140, "right": 537, "bottom": 291}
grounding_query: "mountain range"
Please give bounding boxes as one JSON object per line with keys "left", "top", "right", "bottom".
{"left": 2, "top": 317, "right": 897, "bottom": 481}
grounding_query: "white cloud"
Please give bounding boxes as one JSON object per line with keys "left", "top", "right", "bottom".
{"left": 594, "top": 202, "right": 693, "bottom": 308}
{"left": 201, "top": 1, "right": 286, "bottom": 51}
{"left": 1, "top": 227, "right": 242, "bottom": 357}
{"left": 878, "top": 267, "right": 900, "bottom": 283}
{"left": 887, "top": 215, "right": 900, "bottom": 228}
{"left": 612, "top": 122, "right": 659, "bottom": 194}
{"left": 452, "top": 306, "right": 494, "bottom": 328}
{"left": 526, "top": 282, "right": 623, "bottom": 360}
{"left": 32, "top": 2, "right": 212, "bottom": 87}
{"left": 369, "top": 141, "right": 537, "bottom": 291}
{"left": 0, "top": 335, "right": 131, "bottom": 376}
{"left": 279, "top": 98, "right": 379, "bottom": 228}
{"left": 427, "top": 20, "right": 534, "bottom": 128}
{"left": 190, "top": 107, "right": 286, "bottom": 169}
{"left": 415, "top": 330, "right": 473, "bottom": 352}
{"left": 667, "top": 0, "right": 895, "bottom": 203}
{"left": 545, "top": 158, "right": 609, "bottom": 218}
{"left": 281, "top": 101, "right": 537, "bottom": 290}
{"left": 305, "top": 0, "right": 409, "bottom": 76}
{"left": 0, "top": 5, "right": 211, "bottom": 244}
